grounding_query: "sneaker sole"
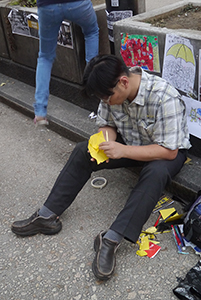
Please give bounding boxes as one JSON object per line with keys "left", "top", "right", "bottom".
{"left": 11, "top": 224, "right": 62, "bottom": 237}
{"left": 92, "top": 258, "right": 114, "bottom": 281}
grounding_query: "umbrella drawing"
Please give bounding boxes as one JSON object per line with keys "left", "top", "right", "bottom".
{"left": 166, "top": 43, "right": 195, "bottom": 65}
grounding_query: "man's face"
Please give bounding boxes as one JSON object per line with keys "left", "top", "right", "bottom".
{"left": 101, "top": 77, "right": 129, "bottom": 106}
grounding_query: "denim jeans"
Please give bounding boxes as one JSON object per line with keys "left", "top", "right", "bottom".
{"left": 34, "top": 0, "right": 99, "bottom": 117}
{"left": 44, "top": 140, "right": 187, "bottom": 243}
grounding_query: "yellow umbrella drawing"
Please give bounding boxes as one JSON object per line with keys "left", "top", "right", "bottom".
{"left": 166, "top": 43, "right": 195, "bottom": 65}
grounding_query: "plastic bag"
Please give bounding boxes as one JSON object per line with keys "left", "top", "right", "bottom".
{"left": 173, "top": 260, "right": 201, "bottom": 300}
{"left": 183, "top": 191, "right": 201, "bottom": 249}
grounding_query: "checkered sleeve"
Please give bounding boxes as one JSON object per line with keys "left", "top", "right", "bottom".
{"left": 153, "top": 95, "right": 187, "bottom": 150}
{"left": 96, "top": 101, "right": 116, "bottom": 128}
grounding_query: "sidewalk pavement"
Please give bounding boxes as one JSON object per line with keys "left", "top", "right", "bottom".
{"left": 0, "top": 87, "right": 200, "bottom": 300}
{"left": 145, "top": 0, "right": 183, "bottom": 11}
{"left": 0, "top": 1, "right": 201, "bottom": 296}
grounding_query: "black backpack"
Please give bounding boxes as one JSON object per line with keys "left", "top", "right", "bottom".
{"left": 183, "top": 190, "right": 201, "bottom": 249}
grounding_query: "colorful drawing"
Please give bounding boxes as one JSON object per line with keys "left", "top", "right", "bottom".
{"left": 182, "top": 96, "right": 201, "bottom": 139}
{"left": 162, "top": 34, "right": 196, "bottom": 94}
{"left": 189, "top": 107, "right": 201, "bottom": 125}
{"left": 166, "top": 43, "right": 195, "bottom": 65}
{"left": 120, "top": 33, "right": 160, "bottom": 72}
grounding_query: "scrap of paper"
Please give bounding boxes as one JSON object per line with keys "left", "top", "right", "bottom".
{"left": 136, "top": 235, "right": 161, "bottom": 258}
{"left": 145, "top": 242, "right": 161, "bottom": 258}
{"left": 184, "top": 157, "right": 192, "bottom": 165}
{"left": 136, "top": 236, "right": 150, "bottom": 257}
{"left": 141, "top": 226, "right": 157, "bottom": 239}
{"left": 88, "top": 131, "right": 109, "bottom": 164}
{"left": 159, "top": 208, "right": 180, "bottom": 222}
{"left": 152, "top": 194, "right": 174, "bottom": 213}
{"left": 136, "top": 227, "right": 161, "bottom": 258}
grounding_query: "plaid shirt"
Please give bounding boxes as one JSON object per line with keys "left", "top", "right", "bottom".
{"left": 96, "top": 68, "right": 191, "bottom": 150}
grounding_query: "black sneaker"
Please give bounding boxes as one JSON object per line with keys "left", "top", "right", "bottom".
{"left": 11, "top": 210, "right": 62, "bottom": 236}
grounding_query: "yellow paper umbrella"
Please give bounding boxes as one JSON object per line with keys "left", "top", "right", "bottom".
{"left": 167, "top": 43, "right": 195, "bottom": 65}
{"left": 88, "top": 131, "right": 109, "bottom": 164}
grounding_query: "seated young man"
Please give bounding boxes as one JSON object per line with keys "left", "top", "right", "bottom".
{"left": 11, "top": 54, "right": 191, "bottom": 281}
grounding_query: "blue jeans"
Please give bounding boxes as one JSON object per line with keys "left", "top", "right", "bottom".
{"left": 34, "top": 0, "right": 99, "bottom": 117}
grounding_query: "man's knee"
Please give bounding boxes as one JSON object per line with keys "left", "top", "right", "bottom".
{"left": 142, "top": 161, "right": 171, "bottom": 184}
{"left": 72, "top": 141, "right": 89, "bottom": 161}
{"left": 74, "top": 141, "right": 88, "bottom": 152}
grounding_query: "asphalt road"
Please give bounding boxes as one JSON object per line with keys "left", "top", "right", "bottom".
{"left": 0, "top": 101, "right": 199, "bottom": 300}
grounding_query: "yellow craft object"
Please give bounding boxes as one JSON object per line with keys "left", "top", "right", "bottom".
{"left": 136, "top": 249, "right": 147, "bottom": 257}
{"left": 88, "top": 131, "right": 109, "bottom": 164}
{"left": 150, "top": 240, "right": 160, "bottom": 244}
{"left": 159, "top": 207, "right": 180, "bottom": 222}
{"left": 136, "top": 236, "right": 150, "bottom": 257}
{"left": 136, "top": 236, "right": 149, "bottom": 256}
{"left": 140, "top": 236, "right": 150, "bottom": 250}
{"left": 136, "top": 228, "right": 161, "bottom": 256}
{"left": 140, "top": 226, "right": 157, "bottom": 240}
{"left": 184, "top": 157, "right": 192, "bottom": 165}
{"left": 143, "top": 226, "right": 157, "bottom": 234}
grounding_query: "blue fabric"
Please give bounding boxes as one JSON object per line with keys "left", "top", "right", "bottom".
{"left": 34, "top": 0, "right": 99, "bottom": 117}
{"left": 37, "top": 0, "right": 79, "bottom": 8}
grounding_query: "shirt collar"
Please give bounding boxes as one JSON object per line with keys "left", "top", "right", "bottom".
{"left": 129, "top": 68, "right": 149, "bottom": 106}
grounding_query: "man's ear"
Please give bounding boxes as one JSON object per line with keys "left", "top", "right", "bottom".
{"left": 119, "top": 76, "right": 129, "bottom": 89}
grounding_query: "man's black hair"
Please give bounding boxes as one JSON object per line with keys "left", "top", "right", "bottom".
{"left": 82, "top": 54, "right": 129, "bottom": 100}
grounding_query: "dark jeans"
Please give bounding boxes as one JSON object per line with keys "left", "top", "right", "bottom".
{"left": 44, "top": 140, "right": 187, "bottom": 243}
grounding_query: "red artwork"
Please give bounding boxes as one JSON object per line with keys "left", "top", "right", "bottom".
{"left": 121, "top": 34, "right": 158, "bottom": 71}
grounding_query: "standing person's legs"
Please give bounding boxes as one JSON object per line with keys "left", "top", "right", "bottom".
{"left": 34, "top": 0, "right": 99, "bottom": 119}
{"left": 34, "top": 4, "right": 63, "bottom": 118}
{"left": 64, "top": 0, "right": 99, "bottom": 62}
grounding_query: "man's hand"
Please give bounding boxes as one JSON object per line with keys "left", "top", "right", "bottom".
{"left": 87, "top": 150, "right": 110, "bottom": 163}
{"left": 99, "top": 141, "right": 125, "bottom": 160}
{"left": 99, "top": 142, "right": 178, "bottom": 162}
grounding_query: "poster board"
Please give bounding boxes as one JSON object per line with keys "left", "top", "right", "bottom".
{"left": 106, "top": 11, "right": 133, "bottom": 42}
{"left": 162, "top": 34, "right": 195, "bottom": 94}
{"left": 8, "top": 9, "right": 73, "bottom": 49}
{"left": 120, "top": 33, "right": 160, "bottom": 72}
{"left": 182, "top": 95, "right": 201, "bottom": 139}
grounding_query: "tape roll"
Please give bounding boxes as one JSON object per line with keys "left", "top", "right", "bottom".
{"left": 91, "top": 177, "right": 107, "bottom": 189}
